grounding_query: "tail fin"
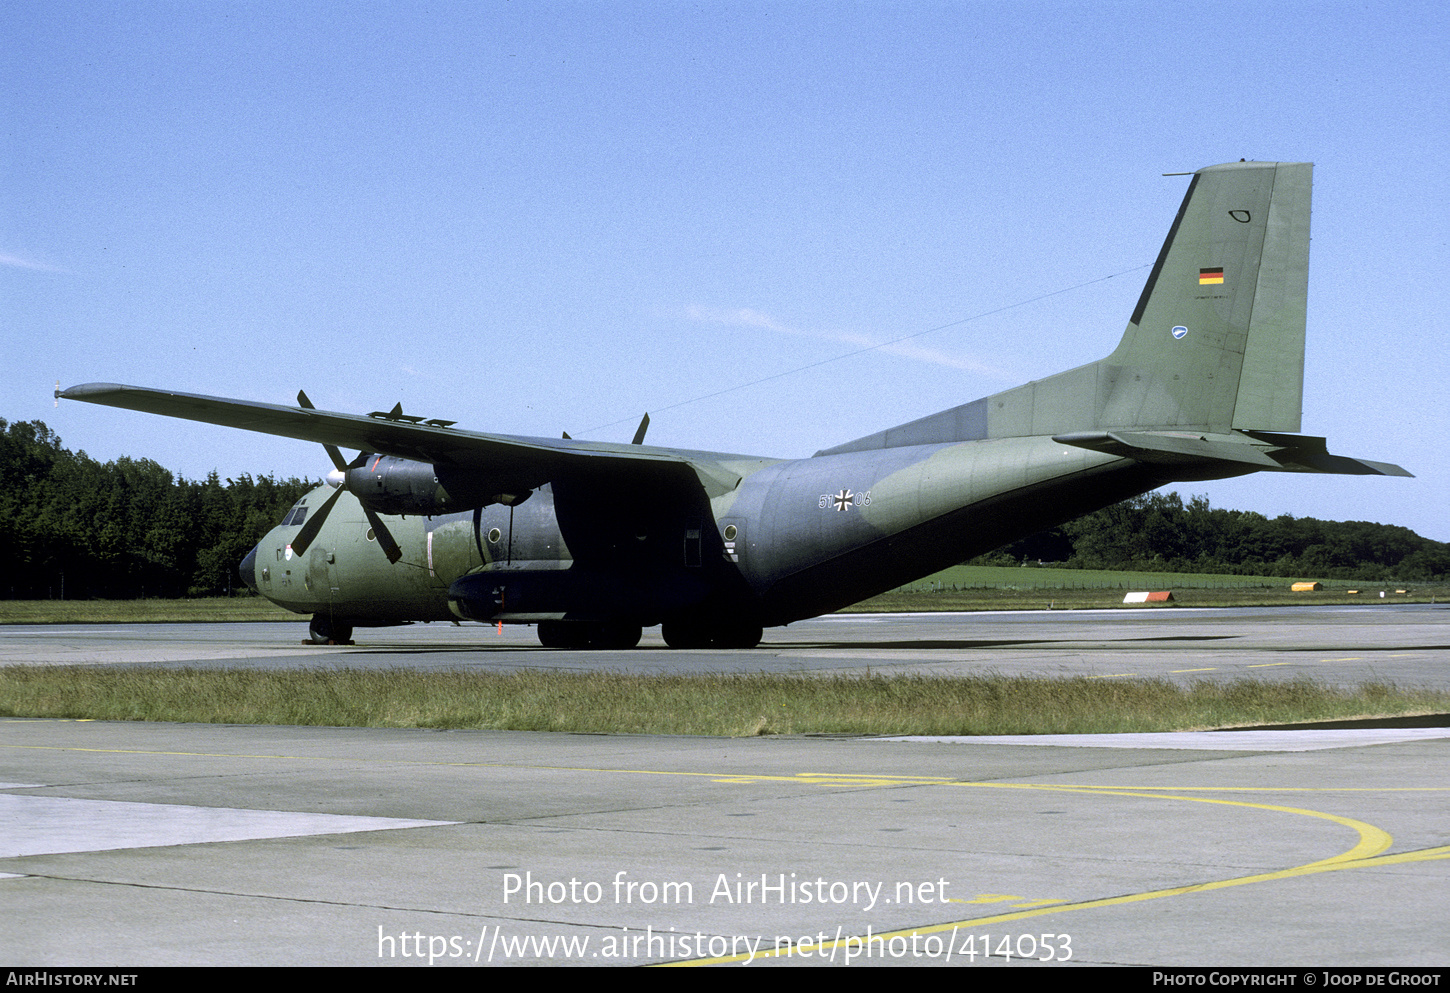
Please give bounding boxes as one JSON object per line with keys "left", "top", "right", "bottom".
{"left": 1105, "top": 160, "right": 1310, "bottom": 433}
{"left": 816, "top": 161, "right": 1407, "bottom": 475}
{"left": 818, "top": 161, "right": 1317, "bottom": 455}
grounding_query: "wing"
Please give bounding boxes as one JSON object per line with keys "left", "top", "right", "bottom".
{"left": 58, "top": 383, "right": 757, "bottom": 496}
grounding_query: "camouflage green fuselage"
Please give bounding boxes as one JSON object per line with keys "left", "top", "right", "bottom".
{"left": 247, "top": 436, "right": 1181, "bottom": 629}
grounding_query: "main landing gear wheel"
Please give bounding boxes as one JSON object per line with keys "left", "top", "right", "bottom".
{"left": 661, "top": 619, "right": 762, "bottom": 650}
{"left": 307, "top": 614, "right": 353, "bottom": 645}
{"left": 536, "top": 620, "right": 643, "bottom": 650}
{"left": 715, "top": 621, "right": 764, "bottom": 649}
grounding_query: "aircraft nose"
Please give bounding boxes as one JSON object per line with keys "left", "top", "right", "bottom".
{"left": 239, "top": 544, "right": 259, "bottom": 594}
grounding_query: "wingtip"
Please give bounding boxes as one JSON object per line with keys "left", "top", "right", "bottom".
{"left": 56, "top": 382, "right": 130, "bottom": 401}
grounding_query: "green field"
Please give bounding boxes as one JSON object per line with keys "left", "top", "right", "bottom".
{"left": 0, "top": 597, "right": 299, "bottom": 624}
{"left": 847, "top": 565, "right": 1444, "bottom": 612}
{"left": 901, "top": 564, "right": 1318, "bottom": 590}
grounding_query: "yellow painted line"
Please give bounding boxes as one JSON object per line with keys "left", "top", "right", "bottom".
{"left": 1345, "top": 844, "right": 1450, "bottom": 867}
{"left": 665, "top": 842, "right": 1450, "bottom": 966}
{"left": 952, "top": 893, "right": 1024, "bottom": 905}
{"left": 1247, "top": 662, "right": 1291, "bottom": 668}
{"left": 946, "top": 893, "right": 1067, "bottom": 907}
{"left": 1322, "top": 657, "right": 1363, "bottom": 662}
{"left": 6, "top": 741, "right": 1450, "bottom": 795}
{"left": 709, "top": 774, "right": 947, "bottom": 787}
{"left": 664, "top": 782, "right": 1401, "bottom": 966}
{"left": 10, "top": 723, "right": 1450, "bottom": 967}
{"left": 967, "top": 782, "right": 1392, "bottom": 865}
{"left": 1170, "top": 667, "right": 1217, "bottom": 673}
{"left": 0, "top": 740, "right": 963, "bottom": 789}
{"left": 1088, "top": 673, "right": 1138, "bottom": 679}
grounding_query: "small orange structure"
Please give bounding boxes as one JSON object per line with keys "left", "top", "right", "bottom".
{"left": 1123, "top": 591, "right": 1174, "bottom": 603}
{"left": 1291, "top": 581, "right": 1323, "bottom": 592}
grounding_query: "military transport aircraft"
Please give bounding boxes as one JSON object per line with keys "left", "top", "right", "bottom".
{"left": 60, "top": 161, "right": 1409, "bottom": 649}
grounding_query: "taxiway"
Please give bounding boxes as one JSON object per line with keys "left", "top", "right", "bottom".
{"left": 3, "top": 606, "right": 1448, "bottom": 966}
{"left": 3, "top": 604, "right": 1449, "bottom": 687}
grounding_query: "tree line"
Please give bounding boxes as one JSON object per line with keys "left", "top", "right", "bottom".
{"left": 2, "top": 418, "right": 1446, "bottom": 600}
{"left": 1, "top": 419, "right": 312, "bottom": 599}
{"left": 973, "top": 491, "right": 1449, "bottom": 581}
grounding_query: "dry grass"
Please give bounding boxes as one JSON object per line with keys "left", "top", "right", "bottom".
{"left": 2, "top": 666, "right": 1444, "bottom": 736}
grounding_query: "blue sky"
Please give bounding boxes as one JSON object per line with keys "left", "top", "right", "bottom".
{"left": 4, "top": 2, "right": 1446, "bottom": 540}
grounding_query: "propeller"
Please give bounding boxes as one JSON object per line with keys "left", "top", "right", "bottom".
{"left": 290, "top": 391, "right": 403, "bottom": 563}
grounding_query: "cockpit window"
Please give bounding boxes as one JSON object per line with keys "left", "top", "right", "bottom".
{"left": 281, "top": 503, "right": 308, "bottom": 527}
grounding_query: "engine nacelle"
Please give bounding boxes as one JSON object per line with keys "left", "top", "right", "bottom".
{"left": 339, "top": 456, "right": 526, "bottom": 516}
{"left": 340, "top": 456, "right": 450, "bottom": 515}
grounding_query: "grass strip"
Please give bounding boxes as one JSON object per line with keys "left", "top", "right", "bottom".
{"left": 0, "top": 598, "right": 299, "bottom": 624}
{"left": 2, "top": 666, "right": 1445, "bottom": 736}
{"left": 846, "top": 585, "right": 1448, "bottom": 612}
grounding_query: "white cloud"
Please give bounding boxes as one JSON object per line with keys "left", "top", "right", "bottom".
{"left": 685, "top": 305, "right": 1006, "bottom": 377}
{"left": 0, "top": 252, "right": 71, "bottom": 274}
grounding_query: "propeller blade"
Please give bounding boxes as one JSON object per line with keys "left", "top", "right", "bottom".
{"left": 288, "top": 484, "right": 343, "bottom": 557}
{"left": 631, "top": 412, "right": 650, "bottom": 446}
{"left": 295, "top": 392, "right": 397, "bottom": 565}
{"left": 361, "top": 505, "right": 404, "bottom": 564}
{"left": 294, "top": 462, "right": 401, "bottom": 563}
{"left": 297, "top": 390, "right": 349, "bottom": 472}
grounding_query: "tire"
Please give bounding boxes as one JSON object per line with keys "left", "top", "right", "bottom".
{"left": 591, "top": 622, "right": 643, "bottom": 649}
{"left": 661, "top": 619, "right": 712, "bottom": 649}
{"left": 716, "top": 622, "right": 763, "bottom": 649}
{"left": 536, "top": 620, "right": 564, "bottom": 648}
{"left": 537, "top": 620, "right": 586, "bottom": 648}
{"left": 539, "top": 620, "right": 642, "bottom": 649}
{"left": 662, "top": 617, "right": 761, "bottom": 649}
{"left": 308, "top": 614, "right": 353, "bottom": 645}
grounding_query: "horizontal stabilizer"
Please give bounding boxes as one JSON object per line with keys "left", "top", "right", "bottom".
{"left": 1053, "top": 431, "right": 1281, "bottom": 468}
{"left": 1243, "top": 431, "right": 1414, "bottom": 476}
{"left": 1274, "top": 453, "right": 1413, "bottom": 477}
{"left": 1055, "top": 430, "right": 1412, "bottom": 477}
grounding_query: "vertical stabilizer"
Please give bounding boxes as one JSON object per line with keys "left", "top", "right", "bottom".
{"left": 1106, "top": 160, "right": 1311, "bottom": 432}
{"left": 816, "top": 162, "right": 1316, "bottom": 456}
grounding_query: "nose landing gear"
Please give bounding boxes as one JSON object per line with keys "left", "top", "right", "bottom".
{"left": 307, "top": 614, "right": 354, "bottom": 645}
